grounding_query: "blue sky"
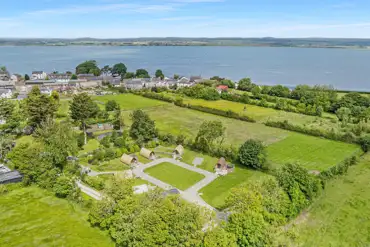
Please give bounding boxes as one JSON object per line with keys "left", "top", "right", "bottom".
{"left": 1, "top": 0, "right": 370, "bottom": 38}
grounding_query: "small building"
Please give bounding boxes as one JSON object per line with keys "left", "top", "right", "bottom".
{"left": 0, "top": 170, "right": 23, "bottom": 184}
{"left": 140, "top": 148, "right": 156, "bottom": 160}
{"left": 215, "top": 157, "right": 234, "bottom": 176}
{"left": 0, "top": 71, "right": 10, "bottom": 81}
{"left": 216, "top": 85, "right": 229, "bottom": 94}
{"left": 31, "top": 71, "right": 47, "bottom": 80}
{"left": 173, "top": 145, "right": 184, "bottom": 159}
{"left": 0, "top": 89, "right": 13, "bottom": 99}
{"left": 120, "top": 154, "right": 138, "bottom": 166}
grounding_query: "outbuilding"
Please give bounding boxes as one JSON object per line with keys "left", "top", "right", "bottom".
{"left": 173, "top": 145, "right": 184, "bottom": 157}
{"left": 140, "top": 148, "right": 156, "bottom": 160}
{"left": 120, "top": 154, "right": 138, "bottom": 166}
{"left": 215, "top": 157, "right": 234, "bottom": 176}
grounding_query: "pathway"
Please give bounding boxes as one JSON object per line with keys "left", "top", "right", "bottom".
{"left": 76, "top": 180, "right": 102, "bottom": 200}
{"left": 133, "top": 158, "right": 218, "bottom": 210}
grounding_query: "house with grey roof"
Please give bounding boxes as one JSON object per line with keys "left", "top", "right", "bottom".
{"left": 48, "top": 73, "right": 71, "bottom": 83}
{"left": 0, "top": 71, "right": 10, "bottom": 81}
{"left": 124, "top": 79, "right": 144, "bottom": 90}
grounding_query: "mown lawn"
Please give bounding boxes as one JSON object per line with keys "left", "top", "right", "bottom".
{"left": 0, "top": 187, "right": 114, "bottom": 247}
{"left": 181, "top": 149, "right": 220, "bottom": 172}
{"left": 200, "top": 166, "right": 267, "bottom": 209}
{"left": 92, "top": 93, "right": 168, "bottom": 110}
{"left": 145, "top": 162, "right": 205, "bottom": 190}
{"left": 280, "top": 153, "right": 370, "bottom": 247}
{"left": 78, "top": 139, "right": 100, "bottom": 156}
{"left": 266, "top": 134, "right": 362, "bottom": 170}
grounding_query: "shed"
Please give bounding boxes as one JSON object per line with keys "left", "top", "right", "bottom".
{"left": 173, "top": 145, "right": 184, "bottom": 156}
{"left": 215, "top": 157, "right": 234, "bottom": 176}
{"left": 216, "top": 157, "right": 227, "bottom": 170}
{"left": 0, "top": 170, "right": 23, "bottom": 184}
{"left": 120, "top": 154, "right": 138, "bottom": 165}
{"left": 140, "top": 148, "right": 156, "bottom": 160}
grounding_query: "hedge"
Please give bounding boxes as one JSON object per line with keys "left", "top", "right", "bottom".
{"left": 320, "top": 155, "right": 359, "bottom": 180}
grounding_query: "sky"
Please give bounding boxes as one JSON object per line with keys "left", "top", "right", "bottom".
{"left": 1, "top": 0, "right": 370, "bottom": 38}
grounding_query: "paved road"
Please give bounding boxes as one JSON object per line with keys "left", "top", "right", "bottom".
{"left": 133, "top": 158, "right": 217, "bottom": 210}
{"left": 76, "top": 180, "right": 102, "bottom": 200}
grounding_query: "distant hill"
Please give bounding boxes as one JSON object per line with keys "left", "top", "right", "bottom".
{"left": 1, "top": 37, "right": 370, "bottom": 48}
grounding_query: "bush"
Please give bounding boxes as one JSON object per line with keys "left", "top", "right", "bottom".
{"left": 359, "top": 135, "right": 370, "bottom": 152}
{"left": 238, "top": 139, "right": 268, "bottom": 170}
{"left": 100, "top": 136, "right": 111, "bottom": 148}
{"left": 53, "top": 175, "right": 79, "bottom": 199}
{"left": 104, "top": 148, "right": 116, "bottom": 160}
{"left": 84, "top": 176, "right": 105, "bottom": 191}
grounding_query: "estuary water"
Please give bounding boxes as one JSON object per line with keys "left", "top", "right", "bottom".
{"left": 0, "top": 45, "right": 369, "bottom": 90}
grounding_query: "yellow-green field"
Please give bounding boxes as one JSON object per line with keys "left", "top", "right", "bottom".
{"left": 0, "top": 187, "right": 114, "bottom": 247}
{"left": 92, "top": 94, "right": 168, "bottom": 110}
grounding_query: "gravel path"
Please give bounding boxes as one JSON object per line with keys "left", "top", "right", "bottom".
{"left": 76, "top": 180, "right": 102, "bottom": 200}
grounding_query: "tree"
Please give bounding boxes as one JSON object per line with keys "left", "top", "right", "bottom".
{"left": 71, "top": 74, "right": 78, "bottom": 80}
{"left": 105, "top": 100, "right": 119, "bottom": 111}
{"left": 130, "top": 110, "right": 157, "bottom": 143}
{"left": 251, "top": 86, "right": 261, "bottom": 97}
{"left": 0, "top": 135, "right": 14, "bottom": 161}
{"left": 53, "top": 175, "right": 79, "bottom": 199}
{"left": 113, "top": 108, "right": 124, "bottom": 130}
{"left": 155, "top": 69, "right": 164, "bottom": 79}
{"left": 34, "top": 120, "right": 78, "bottom": 169}
{"left": 203, "top": 227, "right": 237, "bottom": 247}
{"left": 70, "top": 93, "right": 99, "bottom": 145}
{"left": 0, "top": 98, "right": 15, "bottom": 121}
{"left": 336, "top": 107, "right": 351, "bottom": 124}
{"left": 101, "top": 65, "right": 112, "bottom": 75}
{"left": 0, "top": 66, "right": 6, "bottom": 72}
{"left": 24, "top": 74, "right": 30, "bottom": 80}
{"left": 135, "top": 69, "right": 150, "bottom": 78}
{"left": 112, "top": 63, "right": 127, "bottom": 77}
{"left": 25, "top": 86, "right": 58, "bottom": 127}
{"left": 174, "top": 74, "right": 180, "bottom": 80}
{"left": 238, "top": 77, "right": 254, "bottom": 91}
{"left": 219, "top": 79, "right": 235, "bottom": 89}
{"left": 238, "top": 139, "right": 268, "bottom": 170}
{"left": 75, "top": 60, "right": 101, "bottom": 76}
{"left": 359, "top": 135, "right": 370, "bottom": 152}
{"left": 104, "top": 176, "right": 134, "bottom": 203}
{"left": 123, "top": 72, "right": 135, "bottom": 79}
{"left": 268, "top": 85, "right": 291, "bottom": 98}
{"left": 195, "top": 120, "right": 225, "bottom": 152}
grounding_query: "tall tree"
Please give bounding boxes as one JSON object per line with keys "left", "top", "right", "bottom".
{"left": 112, "top": 63, "right": 127, "bottom": 77}
{"left": 112, "top": 108, "right": 124, "bottom": 130}
{"left": 135, "top": 69, "right": 150, "bottom": 78}
{"left": 195, "top": 120, "right": 225, "bottom": 152}
{"left": 155, "top": 69, "right": 164, "bottom": 79}
{"left": 75, "top": 60, "right": 101, "bottom": 76}
{"left": 25, "top": 86, "right": 58, "bottom": 127}
{"left": 69, "top": 93, "right": 99, "bottom": 145}
{"left": 24, "top": 74, "right": 30, "bottom": 80}
{"left": 130, "top": 110, "right": 157, "bottom": 143}
{"left": 238, "top": 139, "right": 268, "bottom": 170}
{"left": 101, "top": 65, "right": 112, "bottom": 75}
{"left": 0, "top": 98, "right": 15, "bottom": 121}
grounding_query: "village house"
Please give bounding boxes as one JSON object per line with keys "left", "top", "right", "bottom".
{"left": 0, "top": 71, "right": 10, "bottom": 81}
{"left": 10, "top": 74, "right": 22, "bottom": 83}
{"left": 31, "top": 71, "right": 47, "bottom": 80}
{"left": 124, "top": 79, "right": 144, "bottom": 90}
{"left": 0, "top": 89, "right": 14, "bottom": 99}
{"left": 48, "top": 73, "right": 71, "bottom": 83}
{"left": 216, "top": 85, "right": 229, "bottom": 94}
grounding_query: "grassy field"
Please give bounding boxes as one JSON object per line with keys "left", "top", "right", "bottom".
{"left": 181, "top": 149, "right": 220, "bottom": 172}
{"left": 92, "top": 94, "right": 168, "bottom": 110}
{"left": 16, "top": 135, "right": 35, "bottom": 145}
{"left": 141, "top": 104, "right": 290, "bottom": 145}
{"left": 78, "top": 139, "right": 100, "bottom": 156}
{"left": 145, "top": 162, "right": 205, "bottom": 190}
{"left": 200, "top": 166, "right": 267, "bottom": 209}
{"left": 0, "top": 187, "right": 114, "bottom": 247}
{"left": 280, "top": 153, "right": 370, "bottom": 247}
{"left": 266, "top": 134, "right": 361, "bottom": 170}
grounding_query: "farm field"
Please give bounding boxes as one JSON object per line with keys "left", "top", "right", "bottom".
{"left": 200, "top": 166, "right": 268, "bottom": 209}
{"left": 266, "top": 134, "right": 361, "bottom": 170}
{"left": 92, "top": 94, "right": 167, "bottom": 110}
{"left": 141, "top": 104, "right": 290, "bottom": 145}
{"left": 0, "top": 187, "right": 114, "bottom": 247}
{"left": 145, "top": 162, "right": 205, "bottom": 190}
{"left": 78, "top": 139, "right": 100, "bottom": 156}
{"left": 181, "top": 149, "right": 220, "bottom": 172}
{"left": 280, "top": 153, "right": 370, "bottom": 247}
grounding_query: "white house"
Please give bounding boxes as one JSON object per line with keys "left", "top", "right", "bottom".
{"left": 0, "top": 89, "right": 13, "bottom": 99}
{"left": 31, "top": 71, "right": 47, "bottom": 80}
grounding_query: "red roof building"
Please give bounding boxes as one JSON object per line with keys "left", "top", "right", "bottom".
{"left": 216, "top": 85, "right": 229, "bottom": 92}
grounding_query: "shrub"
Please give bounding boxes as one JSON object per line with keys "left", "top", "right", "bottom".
{"left": 238, "top": 139, "right": 268, "bottom": 170}
{"left": 100, "top": 136, "right": 111, "bottom": 148}
{"left": 359, "top": 135, "right": 370, "bottom": 152}
{"left": 84, "top": 176, "right": 105, "bottom": 191}
{"left": 53, "top": 175, "right": 79, "bottom": 199}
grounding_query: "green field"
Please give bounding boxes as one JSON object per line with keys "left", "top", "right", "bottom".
{"left": 181, "top": 149, "right": 220, "bottom": 172}
{"left": 78, "top": 139, "right": 100, "bottom": 155}
{"left": 266, "top": 134, "right": 361, "bottom": 170}
{"left": 0, "top": 187, "right": 114, "bottom": 247}
{"left": 92, "top": 94, "right": 167, "bottom": 110}
{"left": 145, "top": 162, "right": 205, "bottom": 190}
{"left": 200, "top": 166, "right": 267, "bottom": 209}
{"left": 280, "top": 153, "right": 370, "bottom": 246}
